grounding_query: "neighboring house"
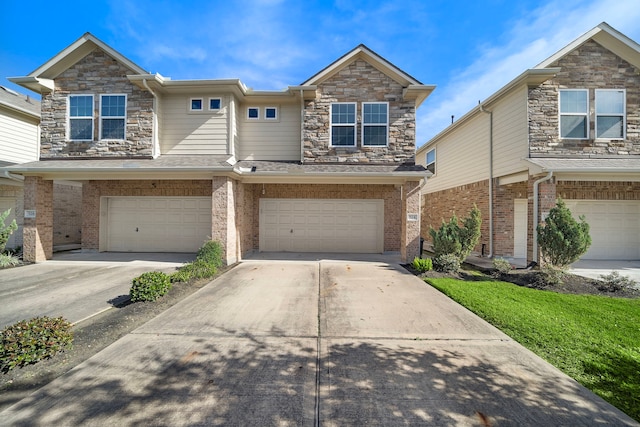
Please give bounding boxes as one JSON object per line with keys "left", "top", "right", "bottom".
{"left": 417, "top": 22, "right": 640, "bottom": 263}
{"left": 0, "top": 85, "right": 39, "bottom": 249}
{"left": 8, "top": 33, "right": 434, "bottom": 264}
{"left": 0, "top": 86, "right": 83, "bottom": 251}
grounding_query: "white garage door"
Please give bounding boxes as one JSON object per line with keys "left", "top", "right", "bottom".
{"left": 565, "top": 200, "right": 640, "bottom": 260}
{"left": 259, "top": 199, "right": 384, "bottom": 253}
{"left": 0, "top": 197, "right": 18, "bottom": 249}
{"left": 104, "top": 197, "right": 212, "bottom": 252}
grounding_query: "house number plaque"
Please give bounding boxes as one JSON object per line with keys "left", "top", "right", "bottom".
{"left": 24, "top": 210, "right": 36, "bottom": 218}
{"left": 407, "top": 213, "right": 418, "bottom": 222}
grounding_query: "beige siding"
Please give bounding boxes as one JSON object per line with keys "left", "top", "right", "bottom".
{"left": 492, "top": 86, "right": 529, "bottom": 177}
{"left": 238, "top": 103, "right": 300, "bottom": 161}
{"left": 160, "top": 95, "right": 230, "bottom": 155}
{"left": 421, "top": 114, "right": 490, "bottom": 193}
{"left": 0, "top": 108, "right": 39, "bottom": 164}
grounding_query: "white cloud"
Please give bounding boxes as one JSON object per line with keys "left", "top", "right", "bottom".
{"left": 416, "top": 0, "right": 640, "bottom": 146}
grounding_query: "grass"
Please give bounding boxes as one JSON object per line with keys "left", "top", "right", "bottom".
{"left": 426, "top": 276, "right": 640, "bottom": 422}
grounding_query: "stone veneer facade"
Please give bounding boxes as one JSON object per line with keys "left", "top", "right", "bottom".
{"left": 302, "top": 59, "right": 416, "bottom": 164}
{"left": 40, "top": 48, "right": 154, "bottom": 158}
{"left": 529, "top": 40, "right": 640, "bottom": 157}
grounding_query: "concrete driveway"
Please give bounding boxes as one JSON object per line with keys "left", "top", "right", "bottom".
{"left": 1, "top": 258, "right": 637, "bottom": 426}
{"left": 571, "top": 259, "right": 640, "bottom": 284}
{"left": 0, "top": 251, "right": 194, "bottom": 329}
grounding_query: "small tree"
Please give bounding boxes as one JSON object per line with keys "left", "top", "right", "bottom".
{"left": 0, "top": 209, "right": 18, "bottom": 253}
{"left": 429, "top": 205, "right": 482, "bottom": 262}
{"left": 537, "top": 198, "right": 591, "bottom": 268}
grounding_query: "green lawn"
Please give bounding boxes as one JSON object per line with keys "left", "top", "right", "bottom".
{"left": 426, "top": 277, "right": 640, "bottom": 422}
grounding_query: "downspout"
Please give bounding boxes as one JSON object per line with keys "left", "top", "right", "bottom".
{"left": 479, "top": 104, "right": 494, "bottom": 257}
{"left": 142, "top": 79, "right": 160, "bottom": 158}
{"left": 299, "top": 89, "right": 304, "bottom": 163}
{"left": 532, "top": 171, "right": 554, "bottom": 263}
{"left": 1, "top": 170, "right": 24, "bottom": 182}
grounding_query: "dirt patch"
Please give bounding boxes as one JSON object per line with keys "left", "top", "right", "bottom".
{"left": 0, "top": 267, "right": 231, "bottom": 412}
{"left": 405, "top": 264, "right": 640, "bottom": 299}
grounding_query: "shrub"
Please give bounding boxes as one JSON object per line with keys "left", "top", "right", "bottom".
{"left": 429, "top": 205, "right": 482, "bottom": 262}
{"left": 0, "top": 208, "right": 18, "bottom": 253}
{"left": 433, "top": 253, "right": 461, "bottom": 273}
{"left": 130, "top": 271, "right": 171, "bottom": 302}
{"left": 537, "top": 265, "right": 565, "bottom": 287}
{"left": 492, "top": 257, "right": 512, "bottom": 275}
{"left": 196, "top": 240, "right": 225, "bottom": 268}
{"left": 411, "top": 257, "right": 433, "bottom": 272}
{"left": 0, "top": 316, "right": 73, "bottom": 373}
{"left": 170, "top": 259, "right": 217, "bottom": 283}
{"left": 0, "top": 253, "right": 21, "bottom": 268}
{"left": 598, "top": 271, "right": 637, "bottom": 292}
{"left": 537, "top": 199, "right": 591, "bottom": 268}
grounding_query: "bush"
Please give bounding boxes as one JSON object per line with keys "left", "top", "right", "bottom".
{"left": 598, "top": 271, "right": 637, "bottom": 292}
{"left": 433, "top": 253, "right": 461, "bottom": 273}
{"left": 537, "top": 199, "right": 591, "bottom": 268}
{"left": 411, "top": 257, "right": 433, "bottom": 272}
{"left": 0, "top": 208, "right": 18, "bottom": 253}
{"left": 170, "top": 259, "right": 217, "bottom": 283}
{"left": 0, "top": 253, "right": 21, "bottom": 268}
{"left": 429, "top": 205, "right": 482, "bottom": 262}
{"left": 537, "top": 265, "right": 565, "bottom": 287}
{"left": 130, "top": 271, "right": 171, "bottom": 302}
{"left": 492, "top": 257, "right": 512, "bottom": 275}
{"left": 196, "top": 240, "right": 225, "bottom": 268}
{"left": 0, "top": 316, "right": 73, "bottom": 373}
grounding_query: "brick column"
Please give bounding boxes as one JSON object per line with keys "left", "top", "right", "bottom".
{"left": 528, "top": 175, "right": 557, "bottom": 264}
{"left": 82, "top": 181, "right": 100, "bottom": 251}
{"left": 23, "top": 176, "right": 53, "bottom": 263}
{"left": 400, "top": 181, "right": 421, "bottom": 263}
{"left": 211, "top": 176, "right": 238, "bottom": 265}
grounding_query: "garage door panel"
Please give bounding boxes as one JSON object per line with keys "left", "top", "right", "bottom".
{"left": 260, "top": 199, "right": 383, "bottom": 253}
{"left": 105, "top": 197, "right": 211, "bottom": 252}
{"left": 566, "top": 200, "right": 640, "bottom": 260}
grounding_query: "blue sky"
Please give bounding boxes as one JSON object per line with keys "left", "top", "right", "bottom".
{"left": 2, "top": 0, "right": 640, "bottom": 146}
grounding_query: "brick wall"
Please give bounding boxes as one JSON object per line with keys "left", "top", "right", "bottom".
{"left": 53, "top": 182, "right": 82, "bottom": 246}
{"left": 557, "top": 180, "right": 640, "bottom": 200}
{"left": 40, "top": 48, "right": 154, "bottom": 158}
{"left": 82, "top": 180, "right": 212, "bottom": 250}
{"left": 303, "top": 59, "right": 416, "bottom": 164}
{"left": 529, "top": 40, "right": 640, "bottom": 156}
{"left": 246, "top": 184, "right": 402, "bottom": 251}
{"left": 22, "top": 177, "right": 53, "bottom": 262}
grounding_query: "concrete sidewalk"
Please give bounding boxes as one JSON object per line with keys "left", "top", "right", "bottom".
{"left": 1, "top": 259, "right": 637, "bottom": 426}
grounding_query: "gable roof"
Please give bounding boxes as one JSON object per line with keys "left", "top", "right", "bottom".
{"left": 535, "top": 22, "right": 640, "bottom": 69}
{"left": 0, "top": 86, "right": 40, "bottom": 119}
{"left": 9, "top": 32, "right": 148, "bottom": 93}
{"left": 302, "top": 44, "right": 435, "bottom": 107}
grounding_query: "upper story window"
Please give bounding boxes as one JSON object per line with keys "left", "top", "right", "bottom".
{"left": 100, "top": 94, "right": 127, "bottom": 140}
{"left": 330, "top": 103, "right": 356, "bottom": 146}
{"left": 559, "top": 89, "right": 588, "bottom": 139}
{"left": 209, "top": 98, "right": 221, "bottom": 110}
{"left": 68, "top": 94, "right": 94, "bottom": 140}
{"left": 265, "top": 107, "right": 277, "bottom": 120}
{"left": 362, "top": 102, "right": 388, "bottom": 146}
{"left": 247, "top": 107, "right": 259, "bottom": 119}
{"left": 190, "top": 98, "right": 203, "bottom": 111}
{"left": 596, "top": 89, "right": 625, "bottom": 139}
{"left": 426, "top": 148, "right": 436, "bottom": 174}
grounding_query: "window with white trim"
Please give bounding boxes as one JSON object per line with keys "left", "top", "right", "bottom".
{"left": 596, "top": 89, "right": 625, "bottom": 139}
{"left": 209, "top": 98, "right": 221, "bottom": 110}
{"left": 68, "top": 94, "right": 94, "bottom": 140}
{"left": 426, "top": 148, "right": 436, "bottom": 174}
{"left": 362, "top": 102, "right": 388, "bottom": 146}
{"left": 100, "top": 94, "right": 127, "bottom": 140}
{"left": 265, "top": 107, "right": 277, "bottom": 120}
{"left": 247, "top": 107, "right": 259, "bottom": 119}
{"left": 190, "top": 98, "right": 203, "bottom": 111}
{"left": 330, "top": 103, "right": 356, "bottom": 146}
{"left": 559, "top": 89, "right": 588, "bottom": 139}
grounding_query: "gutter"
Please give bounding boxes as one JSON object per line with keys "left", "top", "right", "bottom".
{"left": 142, "top": 79, "right": 160, "bottom": 158}
{"left": 1, "top": 170, "right": 25, "bottom": 182}
{"left": 532, "top": 171, "right": 554, "bottom": 263}
{"left": 479, "top": 104, "right": 494, "bottom": 258}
